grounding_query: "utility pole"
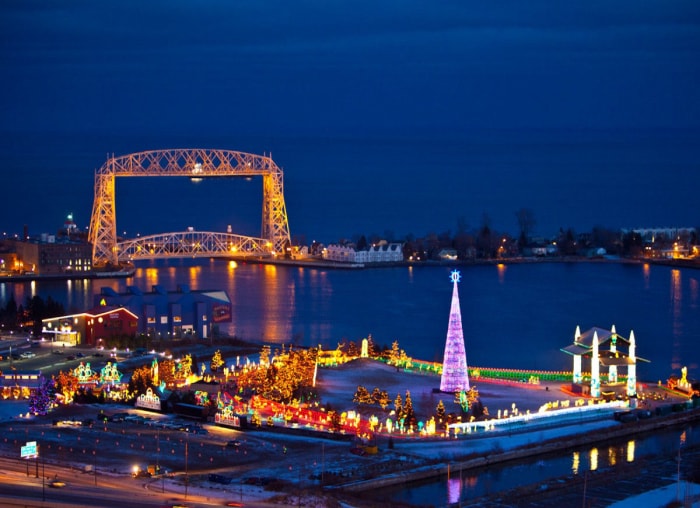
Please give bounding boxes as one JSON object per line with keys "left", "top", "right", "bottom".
{"left": 42, "top": 448, "right": 45, "bottom": 502}
{"left": 184, "top": 433, "right": 189, "bottom": 501}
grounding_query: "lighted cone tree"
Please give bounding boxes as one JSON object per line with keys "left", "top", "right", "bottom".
{"left": 440, "top": 270, "right": 470, "bottom": 393}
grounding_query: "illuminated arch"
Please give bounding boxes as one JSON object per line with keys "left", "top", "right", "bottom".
{"left": 87, "top": 149, "right": 291, "bottom": 266}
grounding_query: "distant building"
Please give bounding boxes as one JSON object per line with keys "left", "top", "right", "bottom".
{"left": 367, "top": 243, "right": 403, "bottom": 262}
{"left": 4, "top": 236, "right": 92, "bottom": 275}
{"left": 42, "top": 306, "right": 138, "bottom": 347}
{"left": 1, "top": 370, "right": 41, "bottom": 399}
{"left": 621, "top": 227, "right": 696, "bottom": 243}
{"left": 323, "top": 242, "right": 404, "bottom": 264}
{"left": 323, "top": 244, "right": 361, "bottom": 263}
{"left": 94, "top": 284, "right": 232, "bottom": 340}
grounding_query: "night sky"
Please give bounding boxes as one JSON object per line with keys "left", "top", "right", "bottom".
{"left": 1, "top": 1, "right": 699, "bottom": 241}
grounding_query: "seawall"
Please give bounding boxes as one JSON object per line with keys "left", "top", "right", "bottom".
{"left": 334, "top": 407, "right": 700, "bottom": 492}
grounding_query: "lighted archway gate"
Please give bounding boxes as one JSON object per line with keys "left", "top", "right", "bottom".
{"left": 88, "top": 149, "right": 291, "bottom": 266}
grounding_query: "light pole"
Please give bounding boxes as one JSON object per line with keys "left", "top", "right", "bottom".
{"left": 93, "top": 438, "right": 99, "bottom": 486}
{"left": 184, "top": 432, "right": 189, "bottom": 501}
{"left": 42, "top": 448, "right": 45, "bottom": 502}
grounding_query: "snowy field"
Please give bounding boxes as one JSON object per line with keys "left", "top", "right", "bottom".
{"left": 0, "top": 358, "right": 694, "bottom": 507}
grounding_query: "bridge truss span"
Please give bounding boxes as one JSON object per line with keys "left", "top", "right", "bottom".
{"left": 118, "top": 231, "right": 273, "bottom": 261}
{"left": 87, "top": 148, "right": 291, "bottom": 266}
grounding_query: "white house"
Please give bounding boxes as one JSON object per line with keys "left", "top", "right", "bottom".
{"left": 323, "top": 243, "right": 404, "bottom": 263}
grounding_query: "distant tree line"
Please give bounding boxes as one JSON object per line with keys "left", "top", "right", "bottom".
{"left": 0, "top": 294, "right": 65, "bottom": 336}
{"left": 317, "top": 208, "right": 699, "bottom": 262}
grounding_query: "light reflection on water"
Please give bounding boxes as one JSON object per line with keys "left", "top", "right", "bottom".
{"left": 1, "top": 260, "right": 699, "bottom": 382}
{"left": 385, "top": 427, "right": 696, "bottom": 507}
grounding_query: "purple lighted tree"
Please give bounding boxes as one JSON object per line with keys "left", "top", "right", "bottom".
{"left": 440, "top": 270, "right": 470, "bottom": 393}
{"left": 28, "top": 375, "right": 56, "bottom": 415}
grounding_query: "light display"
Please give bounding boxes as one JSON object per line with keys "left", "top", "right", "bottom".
{"left": 135, "top": 387, "right": 161, "bottom": 410}
{"left": 100, "top": 362, "right": 122, "bottom": 385}
{"left": 440, "top": 270, "right": 470, "bottom": 393}
{"left": 591, "top": 332, "right": 600, "bottom": 397}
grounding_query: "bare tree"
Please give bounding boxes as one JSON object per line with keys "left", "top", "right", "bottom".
{"left": 515, "top": 208, "right": 536, "bottom": 248}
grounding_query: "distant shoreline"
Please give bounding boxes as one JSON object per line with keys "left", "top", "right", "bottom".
{"left": 0, "top": 268, "right": 135, "bottom": 283}
{"left": 263, "top": 255, "right": 700, "bottom": 271}
{"left": 0, "top": 256, "right": 697, "bottom": 282}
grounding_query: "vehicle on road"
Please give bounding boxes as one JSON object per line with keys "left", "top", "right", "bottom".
{"left": 49, "top": 479, "right": 67, "bottom": 488}
{"left": 132, "top": 465, "right": 151, "bottom": 478}
{"left": 20, "top": 351, "right": 36, "bottom": 359}
{"left": 226, "top": 440, "right": 241, "bottom": 448}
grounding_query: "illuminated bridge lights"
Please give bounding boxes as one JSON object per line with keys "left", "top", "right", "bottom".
{"left": 88, "top": 148, "right": 291, "bottom": 266}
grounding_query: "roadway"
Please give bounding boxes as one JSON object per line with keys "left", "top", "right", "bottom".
{"left": 0, "top": 454, "right": 237, "bottom": 508}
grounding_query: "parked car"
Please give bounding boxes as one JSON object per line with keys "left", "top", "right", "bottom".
{"left": 110, "top": 412, "right": 129, "bottom": 422}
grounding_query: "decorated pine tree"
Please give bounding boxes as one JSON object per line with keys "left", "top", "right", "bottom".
{"left": 436, "top": 400, "right": 446, "bottom": 420}
{"left": 378, "top": 390, "right": 390, "bottom": 410}
{"left": 394, "top": 393, "right": 403, "bottom": 418}
{"left": 211, "top": 349, "right": 224, "bottom": 372}
{"left": 28, "top": 375, "right": 55, "bottom": 415}
{"left": 390, "top": 340, "right": 400, "bottom": 365}
{"left": 440, "top": 270, "right": 470, "bottom": 393}
{"left": 403, "top": 390, "right": 414, "bottom": 422}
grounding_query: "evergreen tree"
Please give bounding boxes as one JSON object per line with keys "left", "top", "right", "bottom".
{"left": 366, "top": 335, "right": 377, "bottom": 357}
{"left": 390, "top": 340, "right": 400, "bottom": 365}
{"left": 210, "top": 350, "right": 224, "bottom": 372}
{"left": 28, "top": 375, "right": 55, "bottom": 415}
{"left": 353, "top": 385, "right": 371, "bottom": 404}
{"left": 394, "top": 393, "right": 403, "bottom": 419}
{"left": 378, "top": 390, "right": 390, "bottom": 410}
{"left": 436, "top": 400, "right": 446, "bottom": 421}
{"left": 1, "top": 293, "right": 18, "bottom": 328}
{"left": 403, "top": 390, "right": 414, "bottom": 423}
{"left": 260, "top": 345, "right": 271, "bottom": 366}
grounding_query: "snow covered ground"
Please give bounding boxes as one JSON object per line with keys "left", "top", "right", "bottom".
{"left": 0, "top": 358, "right": 693, "bottom": 507}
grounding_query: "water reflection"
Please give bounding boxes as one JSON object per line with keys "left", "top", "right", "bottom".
{"left": 590, "top": 447, "right": 599, "bottom": 471}
{"left": 447, "top": 476, "right": 461, "bottom": 504}
{"left": 572, "top": 451, "right": 580, "bottom": 475}
{"left": 627, "top": 440, "right": 635, "bottom": 463}
{"left": 643, "top": 262, "right": 651, "bottom": 290}
{"left": 0, "top": 260, "right": 697, "bottom": 383}
{"left": 187, "top": 264, "right": 201, "bottom": 285}
{"left": 671, "top": 269, "right": 683, "bottom": 370}
{"left": 497, "top": 263, "right": 507, "bottom": 284}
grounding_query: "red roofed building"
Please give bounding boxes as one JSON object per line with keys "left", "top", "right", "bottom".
{"left": 41, "top": 306, "right": 138, "bottom": 347}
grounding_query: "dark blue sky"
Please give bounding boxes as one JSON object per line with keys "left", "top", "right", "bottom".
{"left": 1, "top": 1, "right": 699, "bottom": 241}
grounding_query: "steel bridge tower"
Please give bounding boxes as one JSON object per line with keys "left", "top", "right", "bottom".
{"left": 88, "top": 149, "right": 291, "bottom": 267}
